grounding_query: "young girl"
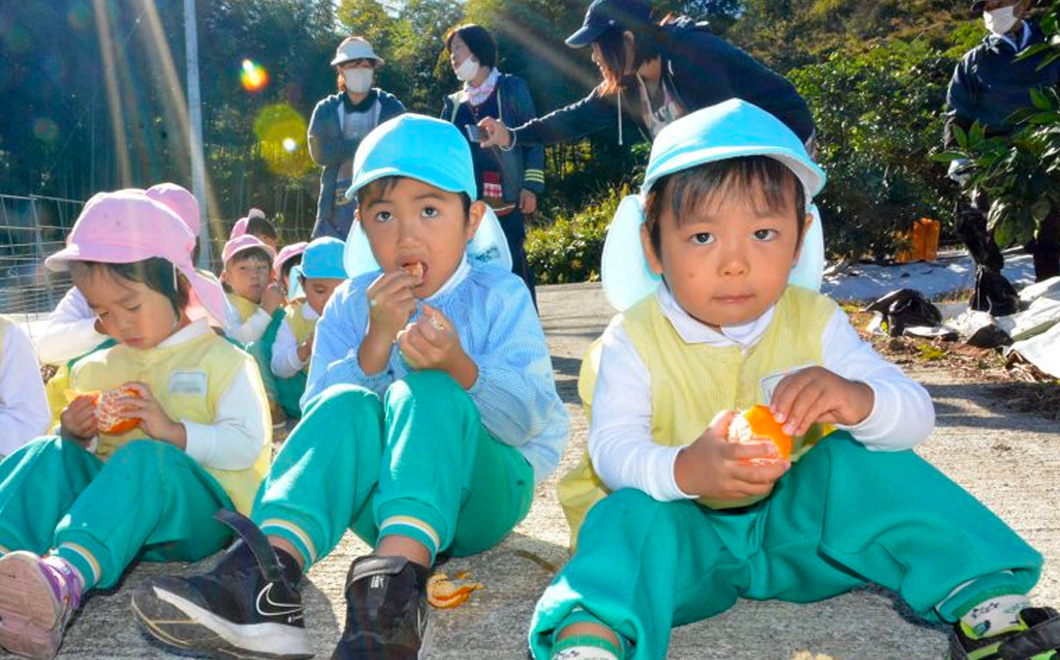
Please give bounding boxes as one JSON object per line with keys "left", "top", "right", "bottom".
{"left": 133, "top": 114, "right": 569, "bottom": 660}
{"left": 0, "top": 189, "right": 271, "bottom": 660}
{"left": 528, "top": 101, "right": 1057, "bottom": 660}
{"left": 273, "top": 241, "right": 308, "bottom": 300}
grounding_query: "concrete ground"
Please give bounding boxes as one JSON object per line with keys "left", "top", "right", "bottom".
{"left": 50, "top": 282, "right": 1060, "bottom": 660}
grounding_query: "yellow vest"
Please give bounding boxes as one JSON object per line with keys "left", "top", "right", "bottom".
{"left": 227, "top": 294, "right": 261, "bottom": 323}
{"left": 558, "top": 286, "right": 837, "bottom": 547}
{"left": 69, "top": 328, "right": 271, "bottom": 514}
{"left": 284, "top": 302, "right": 317, "bottom": 375}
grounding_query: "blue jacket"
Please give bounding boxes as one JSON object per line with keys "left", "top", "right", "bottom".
{"left": 508, "top": 17, "right": 815, "bottom": 146}
{"left": 307, "top": 89, "right": 405, "bottom": 226}
{"left": 442, "top": 73, "right": 545, "bottom": 203}
{"left": 945, "top": 20, "right": 1060, "bottom": 147}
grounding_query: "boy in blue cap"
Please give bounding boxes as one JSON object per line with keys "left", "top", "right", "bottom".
{"left": 529, "top": 100, "right": 1058, "bottom": 660}
{"left": 267, "top": 237, "right": 348, "bottom": 420}
{"left": 132, "top": 114, "right": 570, "bottom": 660}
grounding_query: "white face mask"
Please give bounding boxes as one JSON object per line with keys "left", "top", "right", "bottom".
{"left": 984, "top": 5, "right": 1020, "bottom": 37}
{"left": 455, "top": 57, "right": 480, "bottom": 83}
{"left": 343, "top": 68, "right": 374, "bottom": 94}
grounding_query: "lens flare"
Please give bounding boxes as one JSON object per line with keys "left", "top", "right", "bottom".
{"left": 240, "top": 59, "right": 268, "bottom": 92}
{"left": 33, "top": 118, "right": 60, "bottom": 145}
{"left": 254, "top": 105, "right": 312, "bottom": 178}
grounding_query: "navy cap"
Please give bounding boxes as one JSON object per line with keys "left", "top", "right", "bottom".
{"left": 565, "top": 0, "right": 653, "bottom": 48}
{"left": 971, "top": 0, "right": 986, "bottom": 12}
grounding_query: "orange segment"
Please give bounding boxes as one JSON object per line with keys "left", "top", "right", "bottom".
{"left": 427, "top": 572, "right": 484, "bottom": 609}
{"left": 96, "top": 387, "right": 143, "bottom": 435}
{"left": 742, "top": 405, "right": 792, "bottom": 459}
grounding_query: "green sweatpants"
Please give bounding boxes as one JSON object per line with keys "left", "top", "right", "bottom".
{"left": 530, "top": 433, "right": 1042, "bottom": 660}
{"left": 0, "top": 438, "right": 234, "bottom": 590}
{"left": 253, "top": 370, "right": 535, "bottom": 567}
{"left": 247, "top": 311, "right": 307, "bottom": 420}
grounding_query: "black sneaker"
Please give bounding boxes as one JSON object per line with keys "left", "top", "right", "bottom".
{"left": 131, "top": 509, "right": 313, "bottom": 660}
{"left": 330, "top": 555, "right": 431, "bottom": 660}
{"left": 949, "top": 607, "right": 1060, "bottom": 660}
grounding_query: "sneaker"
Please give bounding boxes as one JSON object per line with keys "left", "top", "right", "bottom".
{"left": 949, "top": 607, "right": 1060, "bottom": 660}
{"left": 0, "top": 551, "right": 83, "bottom": 659}
{"left": 330, "top": 555, "right": 432, "bottom": 660}
{"left": 132, "top": 509, "right": 313, "bottom": 660}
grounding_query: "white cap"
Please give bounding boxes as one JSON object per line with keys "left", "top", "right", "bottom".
{"left": 331, "top": 37, "right": 384, "bottom": 66}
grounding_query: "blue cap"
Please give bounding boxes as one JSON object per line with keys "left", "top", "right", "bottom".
{"left": 601, "top": 100, "right": 828, "bottom": 312}
{"left": 566, "top": 0, "right": 653, "bottom": 48}
{"left": 345, "top": 114, "right": 476, "bottom": 202}
{"left": 301, "top": 237, "right": 348, "bottom": 280}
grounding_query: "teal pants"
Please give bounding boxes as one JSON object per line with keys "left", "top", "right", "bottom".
{"left": 253, "top": 371, "right": 535, "bottom": 567}
{"left": 247, "top": 311, "right": 307, "bottom": 419}
{"left": 530, "top": 433, "right": 1042, "bottom": 660}
{"left": 0, "top": 438, "right": 234, "bottom": 590}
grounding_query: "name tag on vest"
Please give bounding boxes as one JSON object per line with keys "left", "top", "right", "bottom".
{"left": 170, "top": 371, "right": 208, "bottom": 396}
{"left": 760, "top": 364, "right": 814, "bottom": 403}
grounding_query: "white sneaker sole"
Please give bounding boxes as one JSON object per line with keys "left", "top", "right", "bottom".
{"left": 0, "top": 552, "right": 67, "bottom": 659}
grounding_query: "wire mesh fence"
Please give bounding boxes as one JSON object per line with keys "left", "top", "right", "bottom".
{"left": 0, "top": 194, "right": 84, "bottom": 317}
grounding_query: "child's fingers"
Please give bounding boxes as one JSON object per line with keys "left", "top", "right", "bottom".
{"left": 397, "top": 330, "right": 427, "bottom": 368}
{"left": 769, "top": 369, "right": 816, "bottom": 423}
{"left": 707, "top": 409, "right": 737, "bottom": 439}
{"left": 781, "top": 382, "right": 826, "bottom": 437}
{"left": 729, "top": 456, "right": 790, "bottom": 486}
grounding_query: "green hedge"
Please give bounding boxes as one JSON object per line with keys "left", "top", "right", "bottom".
{"left": 526, "top": 188, "right": 624, "bottom": 285}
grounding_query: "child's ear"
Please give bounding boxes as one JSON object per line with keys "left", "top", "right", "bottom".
{"left": 466, "top": 200, "right": 487, "bottom": 241}
{"left": 792, "top": 210, "right": 814, "bottom": 266}
{"left": 220, "top": 269, "right": 229, "bottom": 284}
{"left": 640, "top": 223, "right": 664, "bottom": 276}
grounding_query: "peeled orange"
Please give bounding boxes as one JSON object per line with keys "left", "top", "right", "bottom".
{"left": 727, "top": 405, "right": 792, "bottom": 459}
{"left": 66, "top": 387, "right": 142, "bottom": 435}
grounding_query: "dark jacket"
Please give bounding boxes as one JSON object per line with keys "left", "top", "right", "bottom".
{"left": 945, "top": 20, "right": 1060, "bottom": 148}
{"left": 442, "top": 73, "right": 546, "bottom": 203}
{"left": 307, "top": 89, "right": 405, "bottom": 223}
{"left": 509, "top": 17, "right": 815, "bottom": 146}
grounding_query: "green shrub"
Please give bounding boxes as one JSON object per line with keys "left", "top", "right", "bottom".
{"left": 527, "top": 187, "right": 626, "bottom": 284}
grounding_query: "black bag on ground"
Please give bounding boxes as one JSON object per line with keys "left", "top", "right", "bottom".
{"left": 864, "top": 289, "right": 943, "bottom": 337}
{"left": 969, "top": 265, "right": 1020, "bottom": 317}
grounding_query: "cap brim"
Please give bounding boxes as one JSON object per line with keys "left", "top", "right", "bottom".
{"left": 331, "top": 55, "right": 385, "bottom": 66}
{"left": 183, "top": 267, "right": 226, "bottom": 326}
{"left": 44, "top": 244, "right": 84, "bottom": 272}
{"left": 565, "top": 25, "right": 604, "bottom": 48}
{"left": 344, "top": 165, "right": 471, "bottom": 202}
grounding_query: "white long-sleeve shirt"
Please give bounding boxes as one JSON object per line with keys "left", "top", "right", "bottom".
{"left": 0, "top": 318, "right": 51, "bottom": 454}
{"left": 270, "top": 305, "right": 318, "bottom": 378}
{"left": 223, "top": 296, "right": 275, "bottom": 346}
{"left": 589, "top": 286, "right": 936, "bottom": 502}
{"left": 34, "top": 288, "right": 110, "bottom": 366}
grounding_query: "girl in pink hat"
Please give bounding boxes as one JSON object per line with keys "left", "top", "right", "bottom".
{"left": 0, "top": 190, "right": 271, "bottom": 660}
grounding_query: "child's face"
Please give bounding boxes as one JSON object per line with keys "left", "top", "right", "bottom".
{"left": 357, "top": 178, "right": 483, "bottom": 298}
{"left": 303, "top": 277, "right": 345, "bottom": 316}
{"left": 72, "top": 265, "right": 179, "bottom": 351}
{"left": 223, "top": 256, "right": 271, "bottom": 303}
{"left": 642, "top": 182, "right": 810, "bottom": 328}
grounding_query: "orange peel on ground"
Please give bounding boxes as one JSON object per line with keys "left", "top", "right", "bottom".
{"left": 727, "top": 404, "right": 792, "bottom": 460}
{"left": 427, "top": 571, "right": 483, "bottom": 609}
{"left": 65, "top": 386, "right": 143, "bottom": 435}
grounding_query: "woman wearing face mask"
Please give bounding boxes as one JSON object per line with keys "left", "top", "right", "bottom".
{"left": 945, "top": 0, "right": 1060, "bottom": 283}
{"left": 308, "top": 36, "right": 406, "bottom": 240}
{"left": 442, "top": 24, "right": 545, "bottom": 305}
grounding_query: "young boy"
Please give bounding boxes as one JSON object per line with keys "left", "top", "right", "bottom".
{"left": 528, "top": 100, "right": 1058, "bottom": 660}
{"left": 132, "top": 114, "right": 570, "bottom": 660}
{"left": 0, "top": 315, "right": 49, "bottom": 454}
{"left": 266, "top": 236, "right": 347, "bottom": 419}
{"left": 230, "top": 208, "right": 279, "bottom": 252}
{"left": 274, "top": 241, "right": 308, "bottom": 301}
{"left": 221, "top": 235, "right": 285, "bottom": 346}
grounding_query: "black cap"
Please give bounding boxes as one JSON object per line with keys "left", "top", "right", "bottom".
{"left": 971, "top": 0, "right": 987, "bottom": 12}
{"left": 565, "top": 0, "right": 653, "bottom": 48}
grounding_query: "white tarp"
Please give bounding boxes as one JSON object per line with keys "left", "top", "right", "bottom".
{"left": 1009, "top": 321, "right": 1060, "bottom": 379}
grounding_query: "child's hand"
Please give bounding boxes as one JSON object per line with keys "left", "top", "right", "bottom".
{"left": 674, "top": 410, "right": 790, "bottom": 501}
{"left": 60, "top": 395, "right": 98, "bottom": 445}
{"left": 396, "top": 305, "right": 478, "bottom": 389}
{"left": 261, "top": 284, "right": 286, "bottom": 314}
{"left": 770, "top": 367, "right": 874, "bottom": 437}
{"left": 119, "top": 383, "right": 187, "bottom": 448}
{"left": 365, "top": 271, "right": 418, "bottom": 342}
{"left": 297, "top": 330, "right": 315, "bottom": 363}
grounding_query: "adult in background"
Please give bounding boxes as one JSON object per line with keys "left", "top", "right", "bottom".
{"left": 443, "top": 24, "right": 544, "bottom": 304}
{"left": 945, "top": 0, "right": 1060, "bottom": 294}
{"left": 477, "top": 0, "right": 824, "bottom": 288}
{"left": 309, "top": 36, "right": 405, "bottom": 240}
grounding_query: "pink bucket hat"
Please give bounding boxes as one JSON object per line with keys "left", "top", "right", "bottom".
{"left": 45, "top": 189, "right": 225, "bottom": 325}
{"left": 273, "top": 241, "right": 308, "bottom": 278}
{"left": 222, "top": 234, "right": 276, "bottom": 265}
{"left": 230, "top": 216, "right": 249, "bottom": 240}
{"left": 145, "top": 183, "right": 200, "bottom": 236}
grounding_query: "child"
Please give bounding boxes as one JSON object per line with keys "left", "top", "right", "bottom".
{"left": 132, "top": 114, "right": 569, "bottom": 660}
{"left": 266, "top": 237, "right": 347, "bottom": 419}
{"left": 0, "top": 315, "right": 50, "bottom": 454}
{"left": 274, "top": 241, "right": 308, "bottom": 300}
{"left": 528, "top": 101, "right": 1056, "bottom": 660}
{"left": 0, "top": 189, "right": 271, "bottom": 659}
{"left": 34, "top": 182, "right": 200, "bottom": 367}
{"left": 221, "top": 234, "right": 285, "bottom": 346}
{"left": 230, "top": 208, "right": 279, "bottom": 252}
